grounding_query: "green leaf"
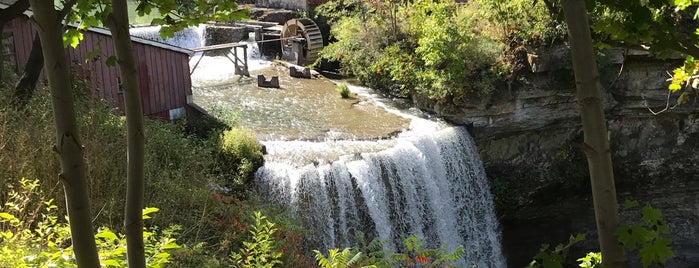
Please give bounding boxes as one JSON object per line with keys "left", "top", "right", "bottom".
{"left": 641, "top": 205, "right": 662, "bottom": 226}
{"left": 142, "top": 207, "right": 160, "bottom": 219}
{"left": 0, "top": 212, "right": 14, "bottom": 220}
{"left": 63, "top": 29, "right": 84, "bottom": 48}
{"left": 623, "top": 199, "right": 639, "bottom": 209}
{"left": 638, "top": 237, "right": 674, "bottom": 267}
{"left": 96, "top": 229, "right": 118, "bottom": 241}
{"left": 103, "top": 259, "right": 121, "bottom": 267}
{"left": 106, "top": 56, "right": 118, "bottom": 67}
{"left": 668, "top": 82, "right": 682, "bottom": 91}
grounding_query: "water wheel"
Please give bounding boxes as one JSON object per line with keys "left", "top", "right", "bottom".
{"left": 281, "top": 18, "right": 324, "bottom": 65}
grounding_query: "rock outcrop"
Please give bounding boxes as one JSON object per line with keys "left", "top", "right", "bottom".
{"left": 416, "top": 50, "right": 699, "bottom": 267}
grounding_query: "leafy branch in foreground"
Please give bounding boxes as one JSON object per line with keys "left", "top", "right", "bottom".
{"left": 0, "top": 178, "right": 181, "bottom": 267}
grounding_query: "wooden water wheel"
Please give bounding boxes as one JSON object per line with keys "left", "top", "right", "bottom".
{"left": 281, "top": 18, "right": 324, "bottom": 65}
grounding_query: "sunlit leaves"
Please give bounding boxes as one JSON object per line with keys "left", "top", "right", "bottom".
{"left": 0, "top": 179, "right": 181, "bottom": 267}
{"left": 62, "top": 29, "right": 84, "bottom": 48}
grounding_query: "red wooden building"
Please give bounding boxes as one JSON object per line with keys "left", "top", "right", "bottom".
{"left": 1, "top": 6, "right": 193, "bottom": 121}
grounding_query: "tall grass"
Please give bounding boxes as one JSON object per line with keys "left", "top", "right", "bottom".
{"left": 0, "top": 86, "right": 220, "bottom": 241}
{"left": 0, "top": 83, "right": 315, "bottom": 265}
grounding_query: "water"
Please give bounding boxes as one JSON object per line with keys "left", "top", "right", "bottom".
{"left": 130, "top": 25, "right": 206, "bottom": 49}
{"left": 189, "top": 32, "right": 505, "bottom": 266}
{"left": 256, "top": 125, "right": 505, "bottom": 267}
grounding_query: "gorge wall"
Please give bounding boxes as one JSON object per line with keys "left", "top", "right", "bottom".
{"left": 415, "top": 51, "right": 699, "bottom": 267}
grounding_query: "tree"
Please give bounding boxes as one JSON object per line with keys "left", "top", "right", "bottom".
{"left": 26, "top": 0, "right": 102, "bottom": 266}
{"left": 560, "top": 0, "right": 627, "bottom": 267}
{"left": 65, "top": 0, "right": 246, "bottom": 266}
{"left": 104, "top": 0, "right": 147, "bottom": 266}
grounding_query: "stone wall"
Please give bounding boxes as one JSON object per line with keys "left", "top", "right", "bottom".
{"left": 255, "top": 0, "right": 306, "bottom": 11}
{"left": 415, "top": 49, "right": 699, "bottom": 267}
{"left": 204, "top": 25, "right": 249, "bottom": 45}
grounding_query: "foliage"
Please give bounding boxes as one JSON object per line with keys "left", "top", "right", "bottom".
{"left": 527, "top": 233, "right": 585, "bottom": 268}
{"left": 588, "top": 0, "right": 699, "bottom": 103}
{"left": 577, "top": 252, "right": 602, "bottom": 268}
{"left": 473, "top": 0, "right": 566, "bottom": 47}
{"left": 390, "top": 234, "right": 466, "bottom": 267}
{"left": 314, "top": 247, "right": 375, "bottom": 268}
{"left": 0, "top": 178, "right": 180, "bottom": 267}
{"left": 215, "top": 127, "right": 265, "bottom": 194}
{"left": 316, "top": 0, "right": 505, "bottom": 102}
{"left": 528, "top": 201, "right": 675, "bottom": 268}
{"left": 615, "top": 200, "right": 674, "bottom": 267}
{"left": 335, "top": 82, "right": 352, "bottom": 98}
{"left": 230, "top": 211, "right": 283, "bottom": 268}
{"left": 316, "top": 234, "right": 465, "bottom": 268}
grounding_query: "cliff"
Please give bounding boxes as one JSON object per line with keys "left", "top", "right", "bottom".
{"left": 415, "top": 49, "right": 699, "bottom": 267}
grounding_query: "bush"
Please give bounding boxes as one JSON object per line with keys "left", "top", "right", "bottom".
{"left": 336, "top": 82, "right": 352, "bottom": 98}
{"left": 317, "top": 0, "right": 506, "bottom": 102}
{"left": 0, "top": 178, "right": 180, "bottom": 267}
{"left": 215, "top": 127, "right": 265, "bottom": 194}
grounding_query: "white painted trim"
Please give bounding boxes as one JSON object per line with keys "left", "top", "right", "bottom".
{"left": 86, "top": 27, "right": 194, "bottom": 56}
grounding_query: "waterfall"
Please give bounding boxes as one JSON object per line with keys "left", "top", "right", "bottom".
{"left": 256, "top": 126, "right": 505, "bottom": 267}
{"left": 130, "top": 25, "right": 206, "bottom": 49}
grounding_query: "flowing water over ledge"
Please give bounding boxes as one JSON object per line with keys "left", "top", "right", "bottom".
{"left": 187, "top": 33, "right": 504, "bottom": 266}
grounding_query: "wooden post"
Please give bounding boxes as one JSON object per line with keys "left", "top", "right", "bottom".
{"left": 242, "top": 45, "right": 248, "bottom": 76}
{"left": 233, "top": 47, "right": 239, "bottom": 75}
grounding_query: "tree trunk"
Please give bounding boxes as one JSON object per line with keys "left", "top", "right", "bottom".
{"left": 106, "top": 0, "right": 146, "bottom": 266}
{"left": 27, "top": 1, "right": 101, "bottom": 267}
{"left": 561, "top": 0, "right": 627, "bottom": 267}
{"left": 13, "top": 33, "right": 43, "bottom": 104}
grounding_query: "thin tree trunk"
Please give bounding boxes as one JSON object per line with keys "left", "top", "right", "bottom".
{"left": 106, "top": 0, "right": 146, "bottom": 266}
{"left": 14, "top": 33, "right": 43, "bottom": 104}
{"left": 27, "top": 1, "right": 101, "bottom": 267}
{"left": 561, "top": 0, "right": 627, "bottom": 267}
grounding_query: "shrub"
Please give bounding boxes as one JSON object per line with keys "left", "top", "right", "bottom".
{"left": 336, "top": 82, "right": 352, "bottom": 98}
{"left": 230, "top": 211, "right": 283, "bottom": 268}
{"left": 317, "top": 0, "right": 506, "bottom": 101}
{"left": 0, "top": 178, "right": 180, "bottom": 267}
{"left": 215, "top": 127, "right": 264, "bottom": 194}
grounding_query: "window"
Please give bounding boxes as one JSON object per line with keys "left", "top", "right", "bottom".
{"left": 2, "top": 32, "right": 18, "bottom": 75}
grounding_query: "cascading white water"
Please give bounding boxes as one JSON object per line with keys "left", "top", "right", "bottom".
{"left": 256, "top": 123, "right": 505, "bottom": 267}
{"left": 129, "top": 25, "right": 206, "bottom": 49}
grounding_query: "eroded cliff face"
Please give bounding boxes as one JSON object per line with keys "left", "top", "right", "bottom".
{"left": 415, "top": 54, "right": 699, "bottom": 267}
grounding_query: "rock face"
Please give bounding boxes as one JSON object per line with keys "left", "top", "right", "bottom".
{"left": 204, "top": 25, "right": 249, "bottom": 45}
{"left": 415, "top": 51, "right": 699, "bottom": 267}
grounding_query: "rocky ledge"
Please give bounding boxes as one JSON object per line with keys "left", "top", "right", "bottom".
{"left": 416, "top": 50, "right": 699, "bottom": 267}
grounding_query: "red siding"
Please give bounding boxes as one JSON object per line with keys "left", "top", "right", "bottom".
{"left": 2, "top": 15, "right": 192, "bottom": 121}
